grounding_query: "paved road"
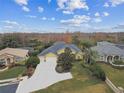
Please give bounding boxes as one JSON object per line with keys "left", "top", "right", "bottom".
{"left": 0, "top": 84, "right": 18, "bottom": 93}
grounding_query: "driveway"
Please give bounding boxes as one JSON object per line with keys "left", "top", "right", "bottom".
{"left": 16, "top": 57, "right": 72, "bottom": 93}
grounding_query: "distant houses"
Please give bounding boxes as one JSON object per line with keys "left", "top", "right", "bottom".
{"left": 0, "top": 48, "right": 29, "bottom": 66}
{"left": 38, "top": 42, "right": 83, "bottom": 61}
{"left": 91, "top": 41, "right": 124, "bottom": 63}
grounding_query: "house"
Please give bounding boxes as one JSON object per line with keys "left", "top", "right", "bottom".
{"left": 19, "top": 47, "right": 35, "bottom": 54}
{"left": 0, "top": 48, "right": 29, "bottom": 66}
{"left": 91, "top": 41, "right": 124, "bottom": 63}
{"left": 38, "top": 42, "right": 83, "bottom": 61}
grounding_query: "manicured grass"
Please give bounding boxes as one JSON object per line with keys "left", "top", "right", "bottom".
{"left": 0, "top": 66, "right": 26, "bottom": 80}
{"left": 113, "top": 60, "right": 124, "bottom": 65}
{"left": 34, "top": 62, "right": 113, "bottom": 93}
{"left": 98, "top": 63, "right": 124, "bottom": 88}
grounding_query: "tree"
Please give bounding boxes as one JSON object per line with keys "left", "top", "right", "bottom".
{"left": 56, "top": 47, "right": 75, "bottom": 73}
{"left": 72, "top": 35, "right": 80, "bottom": 47}
{"left": 80, "top": 40, "right": 95, "bottom": 50}
{"left": 80, "top": 40, "right": 96, "bottom": 64}
{"left": 1, "top": 34, "right": 21, "bottom": 48}
{"left": 43, "top": 41, "right": 54, "bottom": 50}
{"left": 25, "top": 56, "right": 40, "bottom": 68}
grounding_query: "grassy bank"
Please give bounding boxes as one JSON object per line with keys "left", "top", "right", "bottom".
{"left": 34, "top": 62, "right": 113, "bottom": 93}
{"left": 0, "top": 66, "right": 26, "bottom": 80}
{"left": 98, "top": 63, "right": 124, "bottom": 88}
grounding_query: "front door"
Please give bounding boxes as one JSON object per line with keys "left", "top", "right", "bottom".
{"left": 7, "top": 58, "right": 11, "bottom": 65}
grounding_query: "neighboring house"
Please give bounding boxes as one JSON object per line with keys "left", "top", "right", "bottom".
{"left": 38, "top": 42, "right": 83, "bottom": 61}
{"left": 115, "top": 44, "right": 124, "bottom": 50}
{"left": 0, "top": 48, "right": 29, "bottom": 66}
{"left": 91, "top": 41, "right": 124, "bottom": 63}
{"left": 19, "top": 47, "right": 35, "bottom": 54}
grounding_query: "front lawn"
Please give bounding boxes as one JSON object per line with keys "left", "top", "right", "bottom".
{"left": 0, "top": 66, "right": 26, "bottom": 80}
{"left": 98, "top": 63, "right": 124, "bottom": 88}
{"left": 34, "top": 62, "right": 113, "bottom": 93}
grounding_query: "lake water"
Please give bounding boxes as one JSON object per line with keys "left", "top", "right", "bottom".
{"left": 0, "top": 84, "right": 18, "bottom": 93}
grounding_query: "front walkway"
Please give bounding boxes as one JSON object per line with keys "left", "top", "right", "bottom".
{"left": 16, "top": 57, "right": 72, "bottom": 93}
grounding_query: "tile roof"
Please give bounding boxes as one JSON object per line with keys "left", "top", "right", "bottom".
{"left": 91, "top": 41, "right": 124, "bottom": 56}
{"left": 0, "top": 48, "right": 29, "bottom": 58}
{"left": 38, "top": 42, "right": 81, "bottom": 56}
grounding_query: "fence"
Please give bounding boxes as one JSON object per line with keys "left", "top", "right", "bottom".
{"left": 105, "top": 77, "right": 124, "bottom": 93}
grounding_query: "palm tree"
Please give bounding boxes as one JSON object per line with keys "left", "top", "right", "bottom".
{"left": 79, "top": 40, "right": 96, "bottom": 64}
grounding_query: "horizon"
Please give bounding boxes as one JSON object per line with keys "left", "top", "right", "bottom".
{"left": 0, "top": 0, "right": 124, "bottom": 33}
{"left": 0, "top": 31, "right": 124, "bottom": 34}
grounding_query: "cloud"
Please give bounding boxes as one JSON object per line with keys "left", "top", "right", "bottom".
{"left": 60, "top": 15, "right": 91, "bottom": 26}
{"left": 93, "top": 18, "right": 102, "bottom": 23}
{"left": 41, "top": 17, "right": 55, "bottom": 21}
{"left": 104, "top": 0, "right": 124, "bottom": 7}
{"left": 26, "top": 15, "right": 37, "bottom": 18}
{"left": 15, "top": 0, "right": 28, "bottom": 5}
{"left": 41, "top": 17, "right": 47, "bottom": 20}
{"left": 51, "top": 17, "right": 55, "bottom": 21}
{"left": 2, "top": 20, "right": 19, "bottom": 25}
{"left": 3, "top": 25, "right": 14, "bottom": 29}
{"left": 63, "top": 10, "right": 73, "bottom": 14}
{"left": 38, "top": 6, "right": 44, "bottom": 13}
{"left": 14, "top": 0, "right": 30, "bottom": 12}
{"left": 94, "top": 12, "right": 100, "bottom": 17}
{"left": 1, "top": 20, "right": 22, "bottom": 32}
{"left": 57, "top": 0, "right": 89, "bottom": 14}
{"left": 48, "top": 0, "right": 51, "bottom": 3}
{"left": 110, "top": 0, "right": 124, "bottom": 6}
{"left": 112, "top": 24, "right": 124, "bottom": 29}
{"left": 103, "top": 3, "right": 109, "bottom": 7}
{"left": 103, "top": 12, "right": 109, "bottom": 16}
{"left": 22, "top": 6, "right": 30, "bottom": 12}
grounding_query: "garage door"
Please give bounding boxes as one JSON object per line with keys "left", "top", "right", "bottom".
{"left": 39, "top": 55, "right": 57, "bottom": 62}
{"left": 45, "top": 53, "right": 57, "bottom": 57}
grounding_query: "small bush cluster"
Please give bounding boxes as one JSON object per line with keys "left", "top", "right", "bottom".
{"left": 82, "top": 58, "right": 106, "bottom": 81}
{"left": 25, "top": 56, "right": 40, "bottom": 68}
{"left": 88, "top": 63, "right": 106, "bottom": 81}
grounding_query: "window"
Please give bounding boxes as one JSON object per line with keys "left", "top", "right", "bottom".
{"left": 101, "top": 56, "right": 104, "bottom": 61}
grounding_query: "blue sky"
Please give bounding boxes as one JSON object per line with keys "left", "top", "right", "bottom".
{"left": 0, "top": 0, "right": 124, "bottom": 33}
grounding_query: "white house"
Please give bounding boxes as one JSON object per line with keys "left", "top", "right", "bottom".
{"left": 91, "top": 41, "right": 124, "bottom": 63}
{"left": 0, "top": 48, "right": 29, "bottom": 66}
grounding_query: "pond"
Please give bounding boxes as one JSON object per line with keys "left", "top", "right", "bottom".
{"left": 0, "top": 84, "right": 18, "bottom": 93}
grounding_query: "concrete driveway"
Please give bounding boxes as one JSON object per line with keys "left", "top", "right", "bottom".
{"left": 16, "top": 57, "right": 72, "bottom": 93}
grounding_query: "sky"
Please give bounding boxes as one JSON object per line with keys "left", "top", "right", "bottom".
{"left": 0, "top": 0, "right": 124, "bottom": 33}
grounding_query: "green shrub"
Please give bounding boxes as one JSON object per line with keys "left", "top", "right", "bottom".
{"left": 55, "top": 64, "right": 64, "bottom": 73}
{"left": 89, "top": 64, "right": 106, "bottom": 81}
{"left": 29, "top": 51, "right": 39, "bottom": 56}
{"left": 25, "top": 56, "right": 40, "bottom": 68}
